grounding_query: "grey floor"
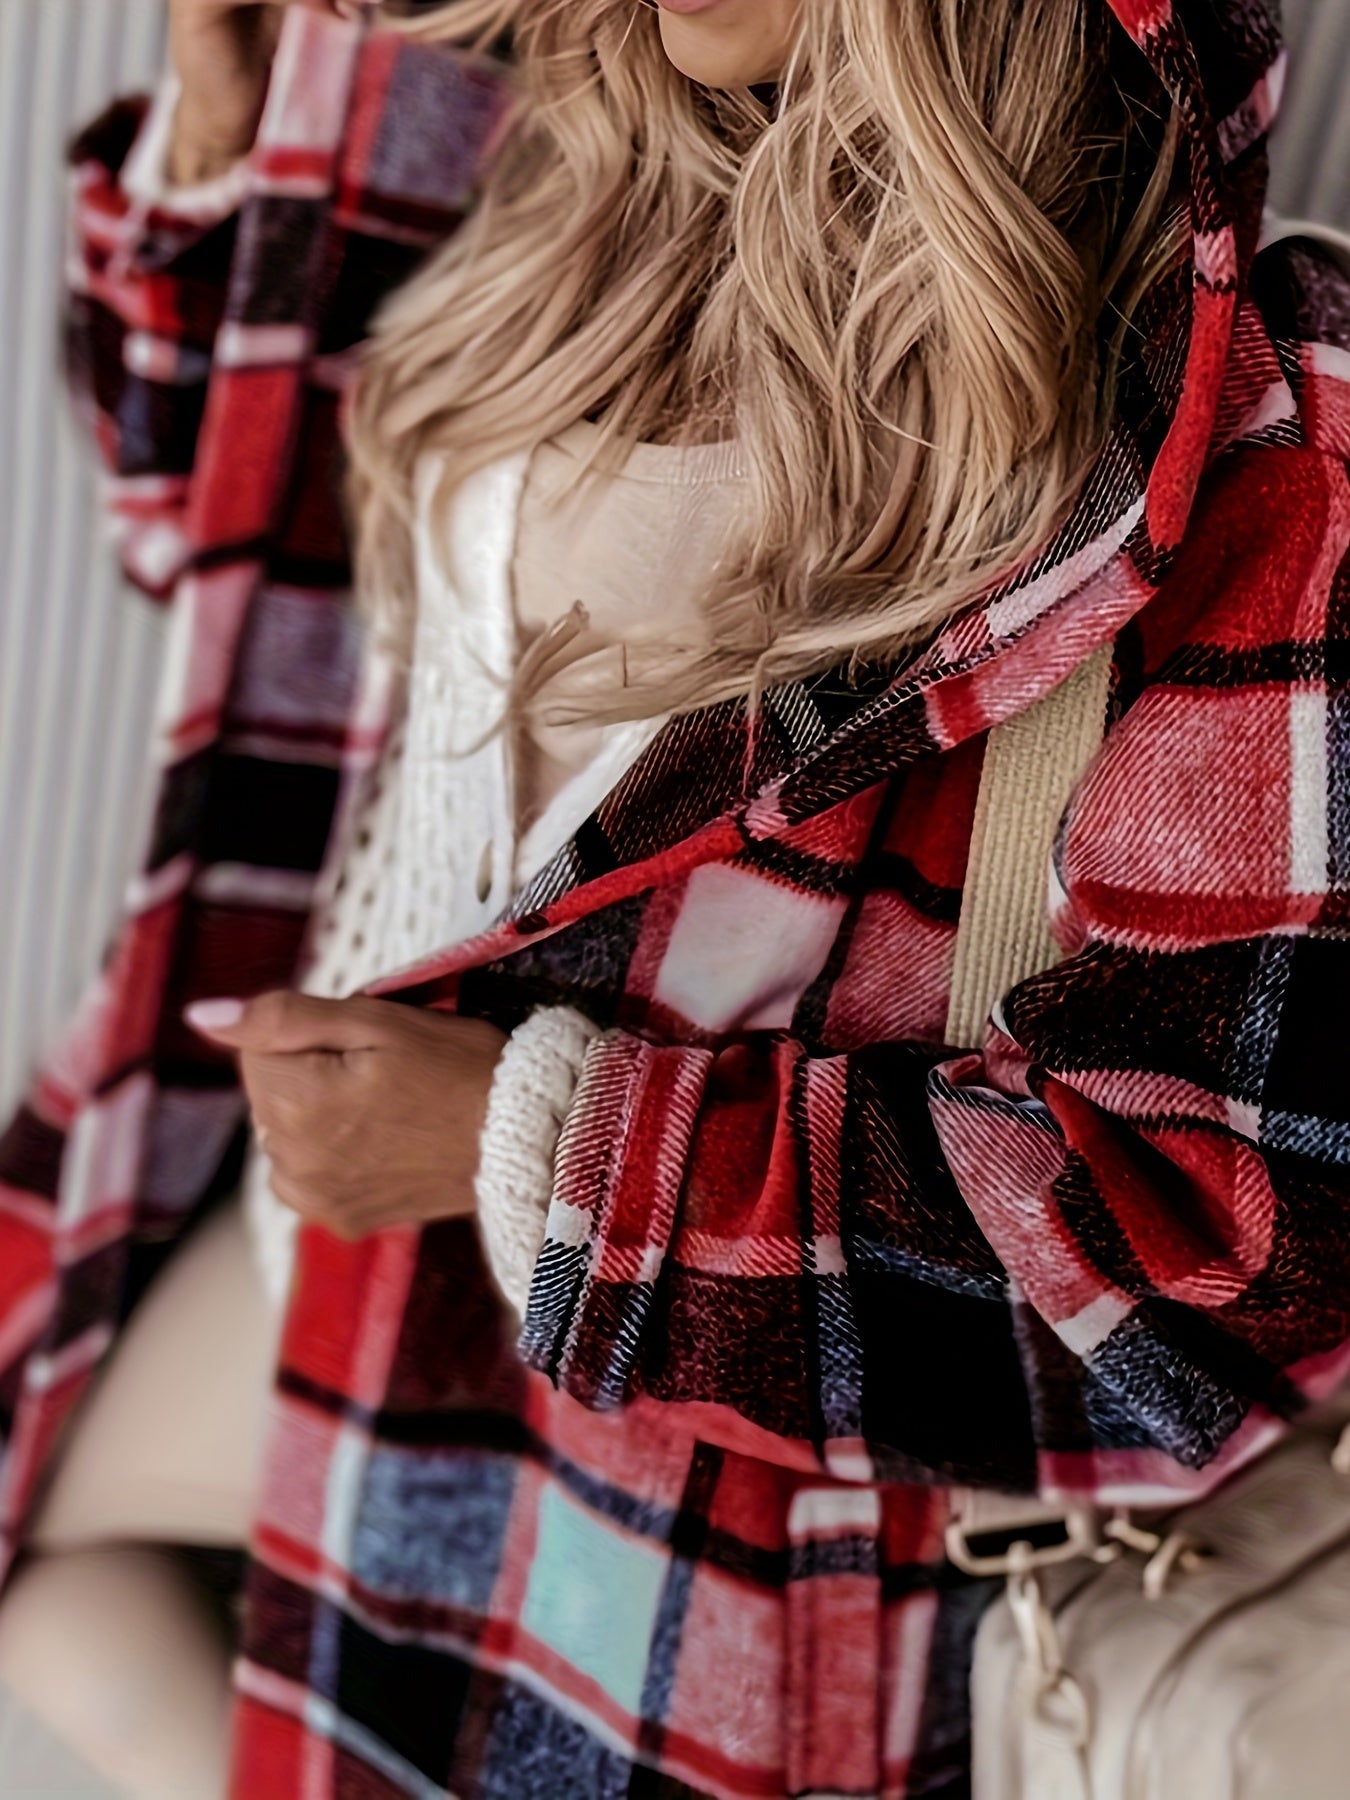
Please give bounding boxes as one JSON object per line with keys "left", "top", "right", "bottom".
{"left": 0, "top": 1683, "right": 120, "bottom": 1798}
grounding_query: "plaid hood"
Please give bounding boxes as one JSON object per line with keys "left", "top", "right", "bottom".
{"left": 751, "top": 0, "right": 1292, "bottom": 826}
{"left": 1108, "top": 0, "right": 1286, "bottom": 536}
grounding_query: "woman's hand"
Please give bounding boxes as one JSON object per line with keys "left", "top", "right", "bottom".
{"left": 167, "top": 0, "right": 370, "bottom": 185}
{"left": 184, "top": 991, "right": 508, "bottom": 1241}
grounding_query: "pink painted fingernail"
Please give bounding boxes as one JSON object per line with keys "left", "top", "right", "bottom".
{"left": 184, "top": 997, "right": 245, "bottom": 1032}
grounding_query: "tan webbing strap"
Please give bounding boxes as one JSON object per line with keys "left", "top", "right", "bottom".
{"left": 944, "top": 643, "right": 1114, "bottom": 1050}
{"left": 942, "top": 640, "right": 1115, "bottom": 1558}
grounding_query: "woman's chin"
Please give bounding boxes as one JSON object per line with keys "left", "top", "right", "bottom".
{"left": 655, "top": 3, "right": 791, "bottom": 89}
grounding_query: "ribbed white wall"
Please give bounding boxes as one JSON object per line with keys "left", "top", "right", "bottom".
{"left": 0, "top": 0, "right": 167, "bottom": 1110}
{"left": 1271, "top": 0, "right": 1350, "bottom": 230}
{"left": 0, "top": 0, "right": 1345, "bottom": 1112}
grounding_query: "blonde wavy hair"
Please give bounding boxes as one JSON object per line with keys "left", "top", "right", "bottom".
{"left": 346, "top": 0, "right": 1184, "bottom": 722}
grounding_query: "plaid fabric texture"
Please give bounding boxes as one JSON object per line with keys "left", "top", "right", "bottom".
{"left": 1, "top": 2, "right": 1347, "bottom": 1793}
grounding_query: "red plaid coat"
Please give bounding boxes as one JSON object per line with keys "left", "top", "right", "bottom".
{"left": 3, "top": 1, "right": 1349, "bottom": 1793}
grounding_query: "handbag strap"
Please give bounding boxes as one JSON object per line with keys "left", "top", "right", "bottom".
{"left": 944, "top": 643, "right": 1115, "bottom": 1049}
{"left": 944, "top": 647, "right": 1113, "bottom": 1800}
{"left": 943, "top": 641, "right": 1114, "bottom": 1568}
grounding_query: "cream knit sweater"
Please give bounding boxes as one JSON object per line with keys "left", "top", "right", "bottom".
{"left": 242, "top": 429, "right": 749, "bottom": 1316}
{"left": 121, "top": 72, "right": 751, "bottom": 1316}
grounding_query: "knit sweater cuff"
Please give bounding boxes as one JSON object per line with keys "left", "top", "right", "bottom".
{"left": 473, "top": 1005, "right": 604, "bottom": 1318}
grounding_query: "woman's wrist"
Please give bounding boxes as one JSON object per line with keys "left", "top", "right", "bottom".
{"left": 166, "top": 99, "right": 254, "bottom": 187}
{"left": 166, "top": 134, "right": 247, "bottom": 188}
{"left": 120, "top": 68, "right": 254, "bottom": 217}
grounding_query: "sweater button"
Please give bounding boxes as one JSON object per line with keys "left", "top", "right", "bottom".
{"left": 476, "top": 839, "right": 494, "bottom": 903}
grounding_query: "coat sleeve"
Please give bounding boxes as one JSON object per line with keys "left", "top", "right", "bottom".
{"left": 516, "top": 445, "right": 1350, "bottom": 1506}
{"left": 63, "top": 74, "right": 247, "bottom": 601}
{"left": 63, "top": 42, "right": 509, "bottom": 604}
{"left": 517, "top": 1023, "right": 1046, "bottom": 1490}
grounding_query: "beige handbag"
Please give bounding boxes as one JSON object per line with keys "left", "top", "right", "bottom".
{"left": 966, "top": 1422, "right": 1350, "bottom": 1800}
{"left": 946, "top": 558, "right": 1350, "bottom": 1798}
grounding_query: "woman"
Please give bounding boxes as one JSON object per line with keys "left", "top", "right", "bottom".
{"left": 0, "top": 0, "right": 1345, "bottom": 1793}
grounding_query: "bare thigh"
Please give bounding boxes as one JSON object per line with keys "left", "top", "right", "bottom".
{"left": 0, "top": 1192, "right": 281, "bottom": 1795}
{"left": 0, "top": 1543, "right": 233, "bottom": 1799}
{"left": 29, "top": 1188, "right": 284, "bottom": 1552}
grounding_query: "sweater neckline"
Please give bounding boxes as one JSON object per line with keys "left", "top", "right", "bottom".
{"left": 549, "top": 417, "right": 748, "bottom": 486}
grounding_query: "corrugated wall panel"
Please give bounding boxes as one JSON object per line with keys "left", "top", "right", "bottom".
{"left": 1272, "top": 0, "right": 1350, "bottom": 229}
{"left": 0, "top": 0, "right": 1345, "bottom": 1111}
{"left": 0, "top": 0, "right": 167, "bottom": 1110}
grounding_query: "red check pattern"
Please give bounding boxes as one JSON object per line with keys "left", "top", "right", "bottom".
{"left": 1, "top": 2, "right": 1347, "bottom": 1794}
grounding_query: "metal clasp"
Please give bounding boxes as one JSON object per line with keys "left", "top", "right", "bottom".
{"left": 944, "top": 1503, "right": 1113, "bottom": 1577}
{"left": 1100, "top": 1510, "right": 1211, "bottom": 1599}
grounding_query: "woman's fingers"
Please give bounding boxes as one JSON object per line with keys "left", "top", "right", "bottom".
{"left": 184, "top": 988, "right": 395, "bottom": 1054}
{"left": 182, "top": 992, "right": 504, "bottom": 1238}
